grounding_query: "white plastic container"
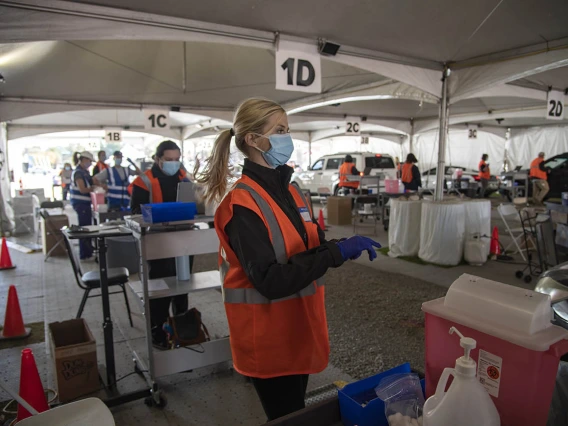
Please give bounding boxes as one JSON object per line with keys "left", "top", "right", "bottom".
{"left": 423, "top": 327, "right": 500, "bottom": 426}
{"left": 464, "top": 234, "right": 488, "bottom": 266}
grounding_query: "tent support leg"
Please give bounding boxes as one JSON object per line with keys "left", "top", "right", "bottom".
{"left": 434, "top": 68, "right": 450, "bottom": 202}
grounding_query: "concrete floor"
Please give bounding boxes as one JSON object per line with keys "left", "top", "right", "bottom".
{"left": 0, "top": 199, "right": 544, "bottom": 425}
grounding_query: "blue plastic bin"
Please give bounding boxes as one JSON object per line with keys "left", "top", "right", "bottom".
{"left": 141, "top": 202, "right": 197, "bottom": 224}
{"left": 339, "top": 363, "right": 416, "bottom": 426}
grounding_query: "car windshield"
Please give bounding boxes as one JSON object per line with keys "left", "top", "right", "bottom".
{"left": 545, "top": 157, "right": 568, "bottom": 170}
{"left": 365, "top": 156, "right": 394, "bottom": 169}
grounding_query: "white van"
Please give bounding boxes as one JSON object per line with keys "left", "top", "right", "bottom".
{"left": 292, "top": 152, "right": 397, "bottom": 195}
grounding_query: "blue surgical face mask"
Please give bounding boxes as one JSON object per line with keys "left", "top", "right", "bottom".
{"left": 162, "top": 160, "right": 181, "bottom": 176}
{"left": 254, "top": 133, "right": 294, "bottom": 168}
{"left": 115, "top": 158, "right": 123, "bottom": 166}
{"left": 65, "top": 166, "right": 71, "bottom": 171}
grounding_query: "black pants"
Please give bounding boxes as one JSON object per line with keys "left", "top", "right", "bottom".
{"left": 149, "top": 256, "right": 193, "bottom": 345}
{"left": 251, "top": 374, "right": 309, "bottom": 421}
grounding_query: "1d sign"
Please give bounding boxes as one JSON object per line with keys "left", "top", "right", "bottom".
{"left": 104, "top": 130, "right": 122, "bottom": 142}
{"left": 144, "top": 109, "right": 170, "bottom": 130}
{"left": 275, "top": 50, "right": 321, "bottom": 93}
{"left": 547, "top": 90, "right": 565, "bottom": 121}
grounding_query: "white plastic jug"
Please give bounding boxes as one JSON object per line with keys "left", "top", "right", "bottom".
{"left": 423, "top": 327, "right": 500, "bottom": 426}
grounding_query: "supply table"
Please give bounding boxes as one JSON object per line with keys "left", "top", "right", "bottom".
{"left": 124, "top": 215, "right": 232, "bottom": 407}
{"left": 63, "top": 225, "right": 152, "bottom": 407}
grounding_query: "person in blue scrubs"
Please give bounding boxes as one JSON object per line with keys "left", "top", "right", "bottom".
{"left": 70, "top": 151, "right": 96, "bottom": 260}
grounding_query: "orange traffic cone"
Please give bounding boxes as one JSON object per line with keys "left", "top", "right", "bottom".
{"left": 16, "top": 348, "right": 49, "bottom": 422}
{"left": 0, "top": 237, "right": 16, "bottom": 270}
{"left": 318, "top": 209, "right": 327, "bottom": 231}
{"left": 0, "top": 285, "right": 31, "bottom": 341}
{"left": 490, "top": 226, "right": 501, "bottom": 256}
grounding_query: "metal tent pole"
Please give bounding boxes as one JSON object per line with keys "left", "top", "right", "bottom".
{"left": 434, "top": 68, "right": 450, "bottom": 202}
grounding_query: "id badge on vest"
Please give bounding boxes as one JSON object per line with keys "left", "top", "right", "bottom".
{"left": 299, "top": 207, "right": 311, "bottom": 222}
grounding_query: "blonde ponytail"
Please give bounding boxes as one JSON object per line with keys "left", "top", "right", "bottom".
{"left": 193, "top": 129, "right": 233, "bottom": 206}
{"left": 194, "top": 98, "right": 285, "bottom": 206}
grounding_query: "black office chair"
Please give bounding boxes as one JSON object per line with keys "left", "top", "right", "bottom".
{"left": 62, "top": 232, "right": 133, "bottom": 327}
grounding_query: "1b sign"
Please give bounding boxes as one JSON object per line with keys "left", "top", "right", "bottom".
{"left": 547, "top": 90, "right": 565, "bottom": 121}
{"left": 275, "top": 50, "right": 321, "bottom": 93}
{"left": 105, "top": 130, "right": 122, "bottom": 143}
{"left": 144, "top": 109, "right": 170, "bottom": 130}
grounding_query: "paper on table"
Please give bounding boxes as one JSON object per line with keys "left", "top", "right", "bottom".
{"left": 130, "top": 280, "right": 170, "bottom": 294}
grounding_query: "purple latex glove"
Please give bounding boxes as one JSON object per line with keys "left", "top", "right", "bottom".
{"left": 337, "top": 236, "right": 382, "bottom": 261}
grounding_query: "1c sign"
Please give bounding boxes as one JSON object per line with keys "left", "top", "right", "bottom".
{"left": 144, "top": 109, "right": 170, "bottom": 130}
{"left": 275, "top": 50, "right": 321, "bottom": 93}
{"left": 547, "top": 90, "right": 565, "bottom": 121}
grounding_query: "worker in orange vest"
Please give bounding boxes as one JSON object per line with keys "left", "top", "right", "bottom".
{"left": 478, "top": 154, "right": 491, "bottom": 198}
{"left": 130, "top": 140, "right": 193, "bottom": 349}
{"left": 401, "top": 153, "right": 421, "bottom": 191}
{"left": 194, "top": 98, "right": 381, "bottom": 421}
{"left": 529, "top": 152, "right": 550, "bottom": 205}
{"left": 338, "top": 154, "right": 360, "bottom": 194}
{"left": 92, "top": 150, "right": 109, "bottom": 176}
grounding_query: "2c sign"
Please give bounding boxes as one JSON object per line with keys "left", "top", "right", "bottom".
{"left": 275, "top": 50, "right": 321, "bottom": 93}
{"left": 547, "top": 90, "right": 565, "bottom": 121}
{"left": 345, "top": 117, "right": 361, "bottom": 135}
{"left": 144, "top": 109, "right": 170, "bottom": 130}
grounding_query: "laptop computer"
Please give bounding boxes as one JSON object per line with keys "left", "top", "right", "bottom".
{"left": 176, "top": 181, "right": 205, "bottom": 215}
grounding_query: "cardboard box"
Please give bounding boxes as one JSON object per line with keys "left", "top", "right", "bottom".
{"left": 49, "top": 319, "right": 98, "bottom": 402}
{"left": 327, "top": 196, "right": 352, "bottom": 226}
{"left": 41, "top": 213, "right": 68, "bottom": 256}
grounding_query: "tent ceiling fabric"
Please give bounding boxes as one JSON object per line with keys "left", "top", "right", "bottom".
{"left": 67, "top": 0, "right": 568, "bottom": 63}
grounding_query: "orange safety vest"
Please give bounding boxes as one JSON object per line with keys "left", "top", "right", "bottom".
{"left": 96, "top": 161, "right": 109, "bottom": 172}
{"left": 401, "top": 163, "right": 413, "bottom": 183}
{"left": 339, "top": 162, "right": 359, "bottom": 188}
{"left": 529, "top": 158, "right": 547, "bottom": 180}
{"left": 214, "top": 175, "right": 329, "bottom": 378}
{"left": 131, "top": 169, "right": 188, "bottom": 203}
{"left": 478, "top": 160, "right": 490, "bottom": 180}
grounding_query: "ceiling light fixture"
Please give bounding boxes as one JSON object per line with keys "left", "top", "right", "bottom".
{"left": 287, "top": 95, "right": 394, "bottom": 115}
{"left": 318, "top": 39, "right": 341, "bottom": 57}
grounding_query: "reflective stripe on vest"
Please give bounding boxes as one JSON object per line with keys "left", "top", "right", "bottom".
{"left": 107, "top": 167, "right": 130, "bottom": 205}
{"left": 221, "top": 182, "right": 324, "bottom": 305}
{"left": 70, "top": 168, "right": 92, "bottom": 203}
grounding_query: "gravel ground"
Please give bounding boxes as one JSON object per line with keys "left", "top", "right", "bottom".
{"left": 325, "top": 261, "right": 447, "bottom": 380}
{"left": 193, "top": 253, "right": 447, "bottom": 380}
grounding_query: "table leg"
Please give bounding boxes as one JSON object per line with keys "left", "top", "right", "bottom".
{"left": 97, "top": 236, "right": 116, "bottom": 388}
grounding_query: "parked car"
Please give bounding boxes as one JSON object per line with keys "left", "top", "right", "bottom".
{"left": 422, "top": 165, "right": 500, "bottom": 196}
{"left": 500, "top": 152, "right": 568, "bottom": 201}
{"left": 292, "top": 152, "right": 396, "bottom": 195}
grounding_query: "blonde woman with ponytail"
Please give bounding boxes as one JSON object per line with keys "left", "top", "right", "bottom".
{"left": 197, "top": 98, "right": 381, "bottom": 421}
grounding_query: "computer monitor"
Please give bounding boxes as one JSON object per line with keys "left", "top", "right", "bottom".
{"left": 177, "top": 181, "right": 205, "bottom": 215}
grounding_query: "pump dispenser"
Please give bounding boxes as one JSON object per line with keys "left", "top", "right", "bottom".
{"left": 423, "top": 327, "right": 500, "bottom": 426}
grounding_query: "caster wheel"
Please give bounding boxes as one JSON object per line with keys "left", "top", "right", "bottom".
{"left": 359, "top": 218, "right": 364, "bottom": 223}
{"left": 515, "top": 271, "right": 523, "bottom": 279}
{"left": 384, "top": 224, "right": 388, "bottom": 231}
{"left": 144, "top": 392, "right": 167, "bottom": 409}
{"left": 524, "top": 275, "right": 532, "bottom": 284}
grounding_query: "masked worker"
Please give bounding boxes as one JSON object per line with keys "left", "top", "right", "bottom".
{"left": 194, "top": 98, "right": 381, "bottom": 421}
{"left": 478, "top": 154, "right": 490, "bottom": 198}
{"left": 130, "top": 141, "right": 192, "bottom": 348}
{"left": 529, "top": 152, "right": 550, "bottom": 205}
{"left": 92, "top": 150, "right": 108, "bottom": 176}
{"left": 59, "top": 162, "right": 73, "bottom": 200}
{"left": 338, "top": 154, "right": 360, "bottom": 194}
{"left": 401, "top": 153, "right": 421, "bottom": 191}
{"left": 70, "top": 151, "right": 96, "bottom": 260}
{"left": 94, "top": 151, "right": 140, "bottom": 210}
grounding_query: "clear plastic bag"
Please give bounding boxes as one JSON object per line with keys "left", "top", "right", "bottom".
{"left": 375, "top": 373, "right": 425, "bottom": 426}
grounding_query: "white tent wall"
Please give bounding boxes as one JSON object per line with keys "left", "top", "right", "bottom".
{"left": 413, "top": 129, "right": 506, "bottom": 172}
{"left": 0, "top": 123, "right": 14, "bottom": 234}
{"left": 507, "top": 125, "right": 568, "bottom": 168}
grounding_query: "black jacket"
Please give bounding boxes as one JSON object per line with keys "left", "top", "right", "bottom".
{"left": 130, "top": 164, "right": 186, "bottom": 279}
{"left": 224, "top": 159, "right": 344, "bottom": 300}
